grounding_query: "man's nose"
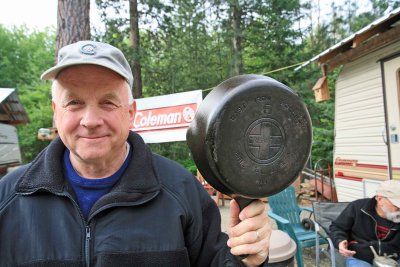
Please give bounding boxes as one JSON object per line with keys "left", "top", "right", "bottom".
{"left": 80, "top": 106, "right": 103, "bottom": 128}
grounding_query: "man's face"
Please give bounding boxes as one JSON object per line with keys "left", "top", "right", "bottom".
{"left": 52, "top": 65, "right": 135, "bottom": 167}
{"left": 378, "top": 197, "right": 400, "bottom": 223}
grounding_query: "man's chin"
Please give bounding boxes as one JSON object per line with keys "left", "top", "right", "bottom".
{"left": 386, "top": 212, "right": 400, "bottom": 223}
{"left": 74, "top": 150, "right": 107, "bottom": 163}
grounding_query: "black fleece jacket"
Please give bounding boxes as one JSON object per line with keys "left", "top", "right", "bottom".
{"left": 0, "top": 132, "right": 254, "bottom": 267}
{"left": 329, "top": 197, "right": 400, "bottom": 263}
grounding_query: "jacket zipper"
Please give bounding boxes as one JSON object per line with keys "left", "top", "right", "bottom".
{"left": 85, "top": 226, "right": 91, "bottom": 267}
{"left": 19, "top": 190, "right": 157, "bottom": 267}
{"left": 56, "top": 191, "right": 92, "bottom": 267}
{"left": 361, "top": 209, "right": 380, "bottom": 254}
{"left": 19, "top": 190, "right": 92, "bottom": 266}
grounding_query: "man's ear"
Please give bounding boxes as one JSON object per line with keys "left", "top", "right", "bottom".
{"left": 129, "top": 100, "right": 136, "bottom": 120}
{"left": 52, "top": 100, "right": 56, "bottom": 113}
{"left": 51, "top": 101, "right": 57, "bottom": 128}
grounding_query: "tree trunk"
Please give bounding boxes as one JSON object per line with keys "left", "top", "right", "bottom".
{"left": 231, "top": 1, "right": 243, "bottom": 76}
{"left": 129, "top": 0, "right": 143, "bottom": 98}
{"left": 56, "top": 0, "right": 91, "bottom": 60}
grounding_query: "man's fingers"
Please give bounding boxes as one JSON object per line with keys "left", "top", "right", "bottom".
{"left": 339, "top": 247, "right": 356, "bottom": 257}
{"left": 229, "top": 199, "right": 241, "bottom": 229}
{"left": 228, "top": 228, "right": 266, "bottom": 247}
{"left": 238, "top": 200, "right": 265, "bottom": 221}
{"left": 340, "top": 250, "right": 356, "bottom": 257}
{"left": 229, "top": 236, "right": 268, "bottom": 256}
{"left": 338, "top": 240, "right": 356, "bottom": 257}
{"left": 229, "top": 200, "right": 266, "bottom": 237}
{"left": 229, "top": 226, "right": 271, "bottom": 267}
{"left": 227, "top": 199, "right": 271, "bottom": 267}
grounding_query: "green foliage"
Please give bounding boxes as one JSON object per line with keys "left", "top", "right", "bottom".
{"left": 17, "top": 83, "right": 54, "bottom": 162}
{"left": 1, "top": 0, "right": 395, "bottom": 170}
{"left": 0, "top": 26, "right": 55, "bottom": 89}
{"left": 0, "top": 25, "right": 55, "bottom": 162}
{"left": 243, "top": 0, "right": 302, "bottom": 77}
{"left": 148, "top": 142, "right": 197, "bottom": 174}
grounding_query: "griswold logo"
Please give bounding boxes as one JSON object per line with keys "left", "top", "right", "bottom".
{"left": 245, "top": 118, "right": 284, "bottom": 164}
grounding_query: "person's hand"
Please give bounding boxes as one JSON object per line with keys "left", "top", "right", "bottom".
{"left": 338, "top": 240, "right": 356, "bottom": 257}
{"left": 227, "top": 199, "right": 271, "bottom": 267}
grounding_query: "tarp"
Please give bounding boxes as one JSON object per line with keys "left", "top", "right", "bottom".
{"left": 130, "top": 90, "right": 202, "bottom": 143}
{"left": 0, "top": 123, "right": 22, "bottom": 165}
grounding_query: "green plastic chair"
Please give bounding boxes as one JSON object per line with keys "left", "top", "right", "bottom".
{"left": 268, "top": 186, "right": 328, "bottom": 267}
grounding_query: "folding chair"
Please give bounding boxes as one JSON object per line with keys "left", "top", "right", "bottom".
{"left": 268, "top": 186, "right": 328, "bottom": 267}
{"left": 312, "top": 201, "right": 349, "bottom": 267}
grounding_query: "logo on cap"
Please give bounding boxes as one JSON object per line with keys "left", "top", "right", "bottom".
{"left": 80, "top": 44, "right": 97, "bottom": 55}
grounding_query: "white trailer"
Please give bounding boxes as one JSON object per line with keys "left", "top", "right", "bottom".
{"left": 333, "top": 42, "right": 400, "bottom": 201}
{"left": 298, "top": 8, "right": 400, "bottom": 201}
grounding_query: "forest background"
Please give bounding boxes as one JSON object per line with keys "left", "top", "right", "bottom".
{"left": 0, "top": 0, "right": 399, "bottom": 174}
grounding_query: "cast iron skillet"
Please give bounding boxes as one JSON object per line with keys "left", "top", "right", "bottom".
{"left": 186, "top": 74, "right": 312, "bottom": 210}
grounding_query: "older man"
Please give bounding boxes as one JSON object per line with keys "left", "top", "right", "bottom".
{"left": 0, "top": 41, "right": 270, "bottom": 267}
{"left": 330, "top": 179, "right": 400, "bottom": 267}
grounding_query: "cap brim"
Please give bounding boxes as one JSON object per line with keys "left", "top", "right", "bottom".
{"left": 40, "top": 61, "right": 130, "bottom": 83}
{"left": 389, "top": 197, "right": 400, "bottom": 208}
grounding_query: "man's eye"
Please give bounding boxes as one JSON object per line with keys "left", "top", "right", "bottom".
{"left": 102, "top": 101, "right": 119, "bottom": 108}
{"left": 67, "top": 100, "right": 81, "bottom": 106}
{"left": 63, "top": 100, "right": 83, "bottom": 108}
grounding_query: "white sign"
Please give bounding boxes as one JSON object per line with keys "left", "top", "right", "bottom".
{"left": 130, "top": 90, "right": 202, "bottom": 143}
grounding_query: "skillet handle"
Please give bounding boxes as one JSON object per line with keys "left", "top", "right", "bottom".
{"left": 235, "top": 197, "right": 255, "bottom": 211}
{"left": 233, "top": 197, "right": 256, "bottom": 260}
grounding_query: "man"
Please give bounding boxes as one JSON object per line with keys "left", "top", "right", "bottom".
{"left": 0, "top": 41, "right": 271, "bottom": 267}
{"left": 330, "top": 179, "right": 400, "bottom": 267}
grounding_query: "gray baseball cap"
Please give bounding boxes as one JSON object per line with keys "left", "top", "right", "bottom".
{"left": 41, "top": 41, "right": 133, "bottom": 88}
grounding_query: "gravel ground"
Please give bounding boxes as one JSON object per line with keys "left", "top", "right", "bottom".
{"left": 218, "top": 202, "right": 332, "bottom": 267}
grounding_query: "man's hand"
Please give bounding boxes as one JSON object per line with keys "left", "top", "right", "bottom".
{"left": 227, "top": 199, "right": 271, "bottom": 267}
{"left": 338, "top": 240, "right": 356, "bottom": 257}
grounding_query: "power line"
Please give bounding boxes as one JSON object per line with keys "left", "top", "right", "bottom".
{"left": 262, "top": 61, "right": 307, "bottom": 75}
{"left": 201, "top": 60, "right": 307, "bottom": 92}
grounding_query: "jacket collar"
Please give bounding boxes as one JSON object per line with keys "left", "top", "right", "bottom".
{"left": 16, "top": 132, "right": 161, "bottom": 204}
{"left": 364, "top": 196, "right": 378, "bottom": 213}
{"left": 362, "top": 196, "right": 400, "bottom": 230}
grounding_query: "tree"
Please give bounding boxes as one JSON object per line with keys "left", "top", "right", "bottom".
{"left": 56, "top": 0, "right": 91, "bottom": 57}
{"left": 230, "top": 0, "right": 244, "bottom": 75}
{"left": 8, "top": 0, "right": 393, "bottom": 168}
{"left": 129, "top": 0, "right": 143, "bottom": 98}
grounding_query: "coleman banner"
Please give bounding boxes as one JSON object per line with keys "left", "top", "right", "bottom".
{"left": 130, "top": 90, "right": 202, "bottom": 143}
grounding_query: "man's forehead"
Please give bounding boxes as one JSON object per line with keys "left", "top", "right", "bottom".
{"left": 61, "top": 90, "right": 122, "bottom": 99}
{"left": 57, "top": 64, "right": 126, "bottom": 81}
{"left": 55, "top": 68, "right": 128, "bottom": 94}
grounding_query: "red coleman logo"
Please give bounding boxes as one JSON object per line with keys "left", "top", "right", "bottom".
{"left": 131, "top": 103, "right": 197, "bottom": 132}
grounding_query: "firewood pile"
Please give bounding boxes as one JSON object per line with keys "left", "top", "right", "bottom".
{"left": 298, "top": 179, "right": 316, "bottom": 205}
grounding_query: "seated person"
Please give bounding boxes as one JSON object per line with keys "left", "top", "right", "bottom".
{"left": 330, "top": 180, "right": 400, "bottom": 267}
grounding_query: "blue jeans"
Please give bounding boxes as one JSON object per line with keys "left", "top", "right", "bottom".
{"left": 346, "top": 257, "right": 400, "bottom": 267}
{"left": 346, "top": 257, "right": 372, "bottom": 267}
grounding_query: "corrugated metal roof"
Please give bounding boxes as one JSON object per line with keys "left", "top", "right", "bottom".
{"left": 0, "top": 88, "right": 29, "bottom": 125}
{"left": 0, "top": 88, "right": 14, "bottom": 103}
{"left": 295, "top": 7, "right": 400, "bottom": 70}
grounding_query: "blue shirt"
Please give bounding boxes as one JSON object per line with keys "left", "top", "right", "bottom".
{"left": 63, "top": 145, "right": 132, "bottom": 220}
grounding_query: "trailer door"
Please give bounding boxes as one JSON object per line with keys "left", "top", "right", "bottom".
{"left": 383, "top": 55, "right": 400, "bottom": 180}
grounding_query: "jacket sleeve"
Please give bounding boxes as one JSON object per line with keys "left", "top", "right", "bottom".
{"left": 191, "top": 190, "right": 269, "bottom": 267}
{"left": 329, "top": 202, "right": 356, "bottom": 249}
{"left": 198, "top": 199, "right": 247, "bottom": 267}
